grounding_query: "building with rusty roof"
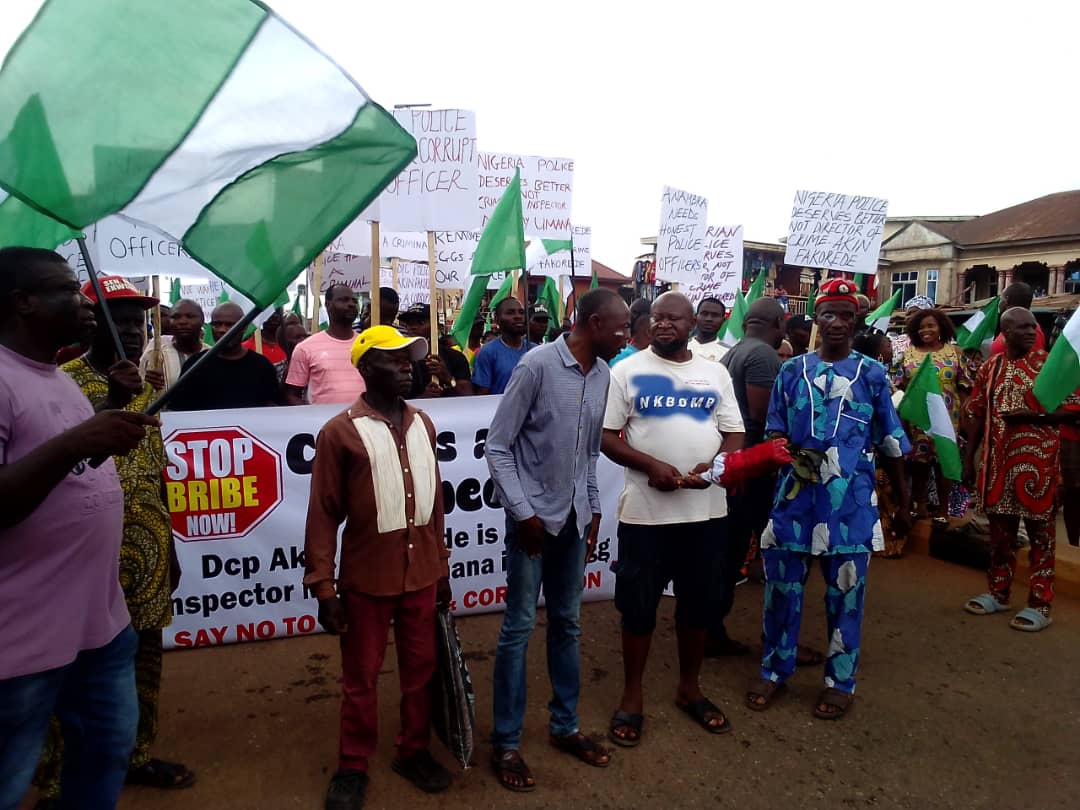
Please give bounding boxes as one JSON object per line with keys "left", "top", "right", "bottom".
{"left": 877, "top": 190, "right": 1080, "bottom": 306}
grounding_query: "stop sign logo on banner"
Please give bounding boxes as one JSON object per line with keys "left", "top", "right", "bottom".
{"left": 164, "top": 427, "right": 284, "bottom": 542}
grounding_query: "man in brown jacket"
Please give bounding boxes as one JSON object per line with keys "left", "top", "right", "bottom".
{"left": 304, "top": 325, "right": 452, "bottom": 810}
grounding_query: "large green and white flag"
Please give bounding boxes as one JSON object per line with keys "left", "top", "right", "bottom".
{"left": 0, "top": 189, "right": 82, "bottom": 249}
{"left": 898, "top": 354, "right": 962, "bottom": 480}
{"left": 956, "top": 296, "right": 999, "bottom": 350}
{"left": 1033, "top": 306, "right": 1080, "bottom": 412}
{"left": 0, "top": 0, "right": 416, "bottom": 308}
{"left": 866, "top": 289, "right": 901, "bottom": 333}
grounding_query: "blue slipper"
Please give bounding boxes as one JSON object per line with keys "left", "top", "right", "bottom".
{"left": 964, "top": 593, "right": 1009, "bottom": 615}
{"left": 1010, "top": 607, "right": 1052, "bottom": 632}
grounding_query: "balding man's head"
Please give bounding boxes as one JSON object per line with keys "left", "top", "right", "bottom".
{"left": 649, "top": 292, "right": 694, "bottom": 357}
{"left": 744, "top": 298, "right": 786, "bottom": 348}
{"left": 1001, "top": 282, "right": 1034, "bottom": 312}
{"left": 210, "top": 302, "right": 244, "bottom": 348}
{"left": 1001, "top": 306, "right": 1037, "bottom": 355}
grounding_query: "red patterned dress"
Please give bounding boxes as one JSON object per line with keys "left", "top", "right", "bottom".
{"left": 966, "top": 351, "right": 1058, "bottom": 519}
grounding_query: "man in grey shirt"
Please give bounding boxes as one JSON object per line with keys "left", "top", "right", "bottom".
{"left": 485, "top": 289, "right": 630, "bottom": 792}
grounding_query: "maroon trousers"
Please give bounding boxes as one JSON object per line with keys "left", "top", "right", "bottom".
{"left": 338, "top": 584, "right": 436, "bottom": 772}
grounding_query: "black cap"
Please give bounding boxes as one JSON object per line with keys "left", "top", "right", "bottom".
{"left": 529, "top": 303, "right": 551, "bottom": 319}
{"left": 787, "top": 314, "right": 813, "bottom": 330}
{"left": 398, "top": 302, "right": 430, "bottom": 322}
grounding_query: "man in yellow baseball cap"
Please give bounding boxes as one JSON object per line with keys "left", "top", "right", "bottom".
{"left": 307, "top": 323, "right": 452, "bottom": 807}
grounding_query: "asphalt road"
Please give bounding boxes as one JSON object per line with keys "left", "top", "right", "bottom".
{"left": 23, "top": 552, "right": 1080, "bottom": 809}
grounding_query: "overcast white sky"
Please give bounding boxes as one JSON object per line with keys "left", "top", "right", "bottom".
{"left": 10, "top": 0, "right": 1080, "bottom": 277}
{"left": 274, "top": 0, "right": 1080, "bottom": 274}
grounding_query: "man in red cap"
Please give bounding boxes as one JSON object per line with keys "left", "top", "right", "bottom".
{"left": 37, "top": 275, "right": 195, "bottom": 798}
{"left": 746, "top": 278, "right": 911, "bottom": 720}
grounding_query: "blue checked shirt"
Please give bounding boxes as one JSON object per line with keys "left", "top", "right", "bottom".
{"left": 485, "top": 335, "right": 610, "bottom": 538}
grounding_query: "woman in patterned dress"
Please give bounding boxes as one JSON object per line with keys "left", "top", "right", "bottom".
{"left": 892, "top": 308, "right": 973, "bottom": 521}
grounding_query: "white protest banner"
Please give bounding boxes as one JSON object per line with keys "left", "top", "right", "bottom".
{"left": 686, "top": 225, "right": 744, "bottom": 310}
{"left": 654, "top": 186, "right": 708, "bottom": 285}
{"left": 161, "top": 398, "right": 621, "bottom": 649}
{"left": 783, "top": 190, "right": 888, "bottom": 275}
{"left": 478, "top": 152, "right": 573, "bottom": 239}
{"left": 377, "top": 109, "right": 480, "bottom": 232}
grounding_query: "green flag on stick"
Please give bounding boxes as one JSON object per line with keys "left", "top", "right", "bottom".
{"left": 451, "top": 274, "right": 488, "bottom": 352}
{"left": 1033, "top": 306, "right": 1080, "bottom": 412}
{"left": 898, "top": 354, "right": 962, "bottom": 480}
{"left": 168, "top": 277, "right": 182, "bottom": 306}
{"left": 721, "top": 268, "right": 766, "bottom": 342}
{"left": 866, "top": 289, "right": 902, "bottom": 333}
{"left": 470, "top": 169, "right": 526, "bottom": 278}
{"left": 956, "top": 297, "right": 999, "bottom": 350}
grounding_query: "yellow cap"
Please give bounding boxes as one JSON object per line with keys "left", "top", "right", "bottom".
{"left": 350, "top": 325, "right": 428, "bottom": 367}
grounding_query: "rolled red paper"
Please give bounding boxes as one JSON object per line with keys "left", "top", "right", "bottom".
{"left": 718, "top": 438, "right": 792, "bottom": 492}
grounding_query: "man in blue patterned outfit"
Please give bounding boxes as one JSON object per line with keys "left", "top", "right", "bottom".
{"left": 746, "top": 279, "right": 911, "bottom": 720}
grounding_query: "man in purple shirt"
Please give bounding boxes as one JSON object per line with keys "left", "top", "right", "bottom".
{"left": 0, "top": 248, "right": 157, "bottom": 810}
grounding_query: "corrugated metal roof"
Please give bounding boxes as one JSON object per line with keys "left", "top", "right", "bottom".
{"left": 951, "top": 190, "right": 1080, "bottom": 245}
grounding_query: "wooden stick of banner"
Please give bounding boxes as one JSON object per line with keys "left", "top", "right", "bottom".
{"left": 426, "top": 230, "right": 438, "bottom": 350}
{"left": 391, "top": 256, "right": 399, "bottom": 289}
{"left": 254, "top": 329, "right": 263, "bottom": 355}
{"left": 311, "top": 252, "right": 323, "bottom": 333}
{"left": 558, "top": 275, "right": 565, "bottom": 322}
{"left": 511, "top": 269, "right": 520, "bottom": 299}
{"left": 370, "top": 221, "right": 382, "bottom": 328}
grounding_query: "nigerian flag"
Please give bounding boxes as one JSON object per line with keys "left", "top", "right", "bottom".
{"left": 471, "top": 169, "right": 526, "bottom": 277}
{"left": 956, "top": 297, "right": 999, "bottom": 350}
{"left": 720, "top": 268, "right": 766, "bottom": 343}
{"left": 0, "top": 0, "right": 415, "bottom": 308}
{"left": 866, "top": 289, "right": 901, "bottom": 333}
{"left": 525, "top": 238, "right": 573, "bottom": 272}
{"left": 1033, "top": 306, "right": 1080, "bottom": 412}
{"left": 168, "top": 278, "right": 182, "bottom": 306}
{"left": 898, "top": 354, "right": 962, "bottom": 480}
{"left": 0, "top": 190, "right": 82, "bottom": 248}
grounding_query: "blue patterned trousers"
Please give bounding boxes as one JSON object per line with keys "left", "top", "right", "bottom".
{"left": 760, "top": 549, "right": 870, "bottom": 694}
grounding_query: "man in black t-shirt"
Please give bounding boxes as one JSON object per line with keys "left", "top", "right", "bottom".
{"left": 707, "top": 298, "right": 786, "bottom": 656}
{"left": 398, "top": 303, "right": 473, "bottom": 398}
{"left": 169, "top": 302, "right": 279, "bottom": 411}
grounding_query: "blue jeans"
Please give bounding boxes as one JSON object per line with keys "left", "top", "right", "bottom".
{"left": 0, "top": 625, "right": 138, "bottom": 810}
{"left": 491, "top": 510, "right": 585, "bottom": 750}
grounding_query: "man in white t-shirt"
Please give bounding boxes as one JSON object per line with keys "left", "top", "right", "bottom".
{"left": 601, "top": 292, "right": 745, "bottom": 746}
{"left": 689, "top": 297, "right": 729, "bottom": 361}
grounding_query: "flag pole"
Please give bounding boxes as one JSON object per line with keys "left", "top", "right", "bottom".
{"left": 146, "top": 276, "right": 164, "bottom": 380}
{"left": 311, "top": 253, "right": 324, "bottom": 333}
{"left": 78, "top": 237, "right": 126, "bottom": 361}
{"left": 426, "top": 230, "right": 438, "bottom": 350}
{"left": 568, "top": 237, "right": 579, "bottom": 322}
{"left": 370, "top": 221, "right": 381, "bottom": 327}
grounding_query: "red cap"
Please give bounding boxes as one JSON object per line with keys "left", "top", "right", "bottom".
{"left": 815, "top": 278, "right": 859, "bottom": 308}
{"left": 80, "top": 275, "right": 159, "bottom": 309}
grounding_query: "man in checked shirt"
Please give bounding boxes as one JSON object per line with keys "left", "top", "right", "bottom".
{"left": 304, "top": 325, "right": 453, "bottom": 810}
{"left": 485, "top": 289, "right": 631, "bottom": 792}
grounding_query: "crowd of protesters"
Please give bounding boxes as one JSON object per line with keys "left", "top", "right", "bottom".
{"left": 1, "top": 245, "right": 1075, "bottom": 810}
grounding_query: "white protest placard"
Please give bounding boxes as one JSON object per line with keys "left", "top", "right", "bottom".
{"left": 388, "top": 261, "right": 431, "bottom": 309}
{"left": 381, "top": 231, "right": 429, "bottom": 262}
{"left": 305, "top": 252, "right": 373, "bottom": 295}
{"left": 179, "top": 280, "right": 226, "bottom": 314}
{"left": 654, "top": 186, "right": 708, "bottom": 285}
{"left": 377, "top": 109, "right": 480, "bottom": 232}
{"left": 430, "top": 230, "right": 479, "bottom": 289}
{"left": 529, "top": 224, "right": 591, "bottom": 280}
{"left": 478, "top": 152, "right": 573, "bottom": 239}
{"left": 57, "top": 217, "right": 209, "bottom": 280}
{"left": 784, "top": 190, "right": 888, "bottom": 275}
{"left": 686, "top": 225, "right": 743, "bottom": 309}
